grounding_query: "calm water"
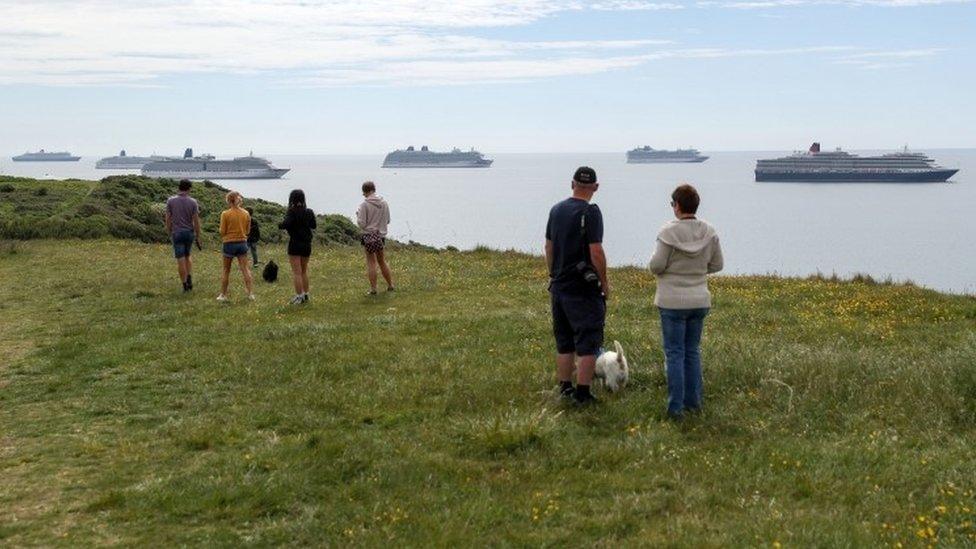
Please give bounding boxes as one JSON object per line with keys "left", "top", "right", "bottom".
{"left": 3, "top": 150, "right": 974, "bottom": 294}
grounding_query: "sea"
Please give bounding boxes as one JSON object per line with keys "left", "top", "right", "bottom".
{"left": 3, "top": 150, "right": 974, "bottom": 295}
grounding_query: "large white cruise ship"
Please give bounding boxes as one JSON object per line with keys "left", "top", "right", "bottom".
{"left": 626, "top": 146, "right": 708, "bottom": 163}
{"left": 755, "top": 143, "right": 959, "bottom": 182}
{"left": 141, "top": 149, "right": 289, "bottom": 180}
{"left": 382, "top": 146, "right": 493, "bottom": 168}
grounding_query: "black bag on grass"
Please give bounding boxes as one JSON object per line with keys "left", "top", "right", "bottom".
{"left": 262, "top": 260, "right": 278, "bottom": 283}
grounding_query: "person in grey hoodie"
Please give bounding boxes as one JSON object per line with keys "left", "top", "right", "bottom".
{"left": 649, "top": 184, "right": 723, "bottom": 420}
{"left": 356, "top": 181, "right": 394, "bottom": 295}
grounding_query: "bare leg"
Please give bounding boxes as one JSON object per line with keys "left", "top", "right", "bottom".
{"left": 365, "top": 251, "right": 378, "bottom": 292}
{"left": 177, "top": 257, "right": 188, "bottom": 284}
{"left": 300, "top": 256, "right": 310, "bottom": 294}
{"left": 556, "top": 353, "right": 575, "bottom": 383}
{"left": 576, "top": 355, "right": 596, "bottom": 386}
{"left": 220, "top": 256, "right": 233, "bottom": 295}
{"left": 289, "top": 255, "right": 303, "bottom": 295}
{"left": 376, "top": 249, "right": 394, "bottom": 289}
{"left": 236, "top": 255, "right": 253, "bottom": 295}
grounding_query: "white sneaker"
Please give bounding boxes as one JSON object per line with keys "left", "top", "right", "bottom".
{"left": 216, "top": 294, "right": 229, "bottom": 302}
{"left": 288, "top": 294, "right": 303, "bottom": 305}
{"left": 247, "top": 294, "right": 256, "bottom": 301}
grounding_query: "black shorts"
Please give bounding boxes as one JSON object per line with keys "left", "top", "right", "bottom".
{"left": 550, "top": 289, "right": 606, "bottom": 356}
{"left": 287, "top": 241, "right": 312, "bottom": 257}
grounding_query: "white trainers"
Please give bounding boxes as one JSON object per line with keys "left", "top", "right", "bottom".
{"left": 288, "top": 294, "right": 303, "bottom": 305}
{"left": 216, "top": 294, "right": 229, "bottom": 302}
{"left": 247, "top": 294, "right": 256, "bottom": 301}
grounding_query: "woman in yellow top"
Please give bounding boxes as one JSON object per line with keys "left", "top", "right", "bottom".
{"left": 217, "top": 191, "right": 254, "bottom": 302}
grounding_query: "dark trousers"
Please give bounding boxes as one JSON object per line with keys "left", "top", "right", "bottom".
{"left": 249, "top": 242, "right": 259, "bottom": 264}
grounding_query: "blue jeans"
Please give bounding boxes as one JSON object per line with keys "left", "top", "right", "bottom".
{"left": 171, "top": 229, "right": 194, "bottom": 259}
{"left": 249, "top": 242, "right": 259, "bottom": 264}
{"left": 659, "top": 307, "right": 710, "bottom": 415}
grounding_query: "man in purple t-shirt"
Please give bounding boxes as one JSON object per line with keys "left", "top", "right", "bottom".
{"left": 165, "top": 179, "right": 201, "bottom": 292}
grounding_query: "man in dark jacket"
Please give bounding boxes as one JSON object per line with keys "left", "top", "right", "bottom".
{"left": 544, "top": 166, "right": 609, "bottom": 405}
{"left": 246, "top": 207, "right": 261, "bottom": 267}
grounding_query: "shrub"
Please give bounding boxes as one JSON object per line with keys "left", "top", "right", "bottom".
{"left": 34, "top": 187, "right": 49, "bottom": 197}
{"left": 0, "top": 184, "right": 14, "bottom": 193}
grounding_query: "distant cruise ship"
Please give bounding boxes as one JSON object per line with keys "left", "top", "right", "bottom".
{"left": 755, "top": 143, "right": 959, "bottom": 183}
{"left": 96, "top": 149, "right": 175, "bottom": 170}
{"left": 382, "top": 146, "right": 493, "bottom": 168}
{"left": 142, "top": 148, "right": 289, "bottom": 180}
{"left": 626, "top": 146, "right": 708, "bottom": 163}
{"left": 12, "top": 150, "right": 80, "bottom": 162}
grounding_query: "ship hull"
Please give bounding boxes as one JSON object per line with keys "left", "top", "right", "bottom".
{"left": 12, "top": 156, "right": 80, "bottom": 162}
{"left": 382, "top": 160, "right": 493, "bottom": 169}
{"left": 97, "top": 160, "right": 153, "bottom": 169}
{"left": 755, "top": 169, "right": 958, "bottom": 183}
{"left": 627, "top": 156, "right": 708, "bottom": 164}
{"left": 142, "top": 168, "right": 290, "bottom": 180}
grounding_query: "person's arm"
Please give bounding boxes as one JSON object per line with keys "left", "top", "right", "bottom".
{"left": 585, "top": 205, "right": 608, "bottom": 298}
{"left": 192, "top": 213, "right": 201, "bottom": 239}
{"left": 356, "top": 203, "right": 367, "bottom": 230}
{"left": 707, "top": 237, "right": 724, "bottom": 274}
{"left": 219, "top": 211, "right": 228, "bottom": 239}
{"left": 245, "top": 212, "right": 251, "bottom": 240}
{"left": 544, "top": 239, "right": 554, "bottom": 273}
{"left": 278, "top": 211, "right": 291, "bottom": 230}
{"left": 590, "top": 243, "right": 609, "bottom": 299}
{"left": 384, "top": 203, "right": 391, "bottom": 225}
{"left": 649, "top": 240, "right": 672, "bottom": 275}
{"left": 308, "top": 209, "right": 317, "bottom": 230}
{"left": 164, "top": 208, "right": 172, "bottom": 234}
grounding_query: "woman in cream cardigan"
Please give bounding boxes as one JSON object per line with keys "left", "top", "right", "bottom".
{"left": 649, "top": 184, "right": 724, "bottom": 420}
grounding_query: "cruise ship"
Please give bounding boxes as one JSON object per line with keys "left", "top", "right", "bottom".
{"left": 141, "top": 149, "right": 289, "bottom": 180}
{"left": 626, "top": 146, "right": 708, "bottom": 163}
{"left": 12, "top": 150, "right": 80, "bottom": 162}
{"left": 755, "top": 143, "right": 959, "bottom": 183}
{"left": 382, "top": 146, "right": 493, "bottom": 168}
{"left": 96, "top": 149, "right": 175, "bottom": 170}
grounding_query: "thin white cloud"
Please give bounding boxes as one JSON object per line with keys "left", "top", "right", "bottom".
{"left": 833, "top": 47, "right": 945, "bottom": 69}
{"left": 0, "top": 1, "right": 955, "bottom": 86}
{"left": 702, "top": 0, "right": 972, "bottom": 8}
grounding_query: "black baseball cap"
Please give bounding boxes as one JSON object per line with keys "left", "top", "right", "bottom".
{"left": 573, "top": 166, "right": 597, "bottom": 185}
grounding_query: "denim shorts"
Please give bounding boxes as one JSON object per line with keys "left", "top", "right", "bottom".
{"left": 172, "top": 229, "right": 195, "bottom": 259}
{"left": 550, "top": 289, "right": 606, "bottom": 356}
{"left": 222, "top": 241, "right": 249, "bottom": 258}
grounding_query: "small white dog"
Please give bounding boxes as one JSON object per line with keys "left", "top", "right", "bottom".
{"left": 594, "top": 340, "right": 630, "bottom": 393}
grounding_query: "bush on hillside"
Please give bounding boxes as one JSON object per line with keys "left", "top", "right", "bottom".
{"left": 0, "top": 175, "right": 362, "bottom": 245}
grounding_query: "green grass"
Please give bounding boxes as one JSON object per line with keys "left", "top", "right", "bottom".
{"left": 1, "top": 238, "right": 975, "bottom": 546}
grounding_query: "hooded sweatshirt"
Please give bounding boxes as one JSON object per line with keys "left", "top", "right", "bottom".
{"left": 648, "top": 218, "right": 724, "bottom": 309}
{"left": 356, "top": 195, "right": 391, "bottom": 236}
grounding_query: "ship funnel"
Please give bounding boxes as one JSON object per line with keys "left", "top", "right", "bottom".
{"left": 184, "top": 148, "right": 193, "bottom": 159}
{"left": 809, "top": 142, "right": 821, "bottom": 153}
{"left": 421, "top": 145, "right": 429, "bottom": 152}
{"left": 120, "top": 149, "right": 126, "bottom": 157}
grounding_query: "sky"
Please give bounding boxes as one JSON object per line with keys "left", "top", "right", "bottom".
{"left": 1, "top": 0, "right": 974, "bottom": 155}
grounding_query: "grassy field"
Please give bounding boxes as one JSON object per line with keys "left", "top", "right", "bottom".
{"left": 1, "top": 239, "right": 975, "bottom": 546}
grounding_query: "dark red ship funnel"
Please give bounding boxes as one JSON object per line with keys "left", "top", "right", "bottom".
{"left": 809, "top": 142, "right": 821, "bottom": 153}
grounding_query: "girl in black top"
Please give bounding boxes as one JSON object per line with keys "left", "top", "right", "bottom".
{"left": 279, "top": 189, "right": 316, "bottom": 304}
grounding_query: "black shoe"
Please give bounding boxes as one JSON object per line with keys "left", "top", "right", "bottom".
{"left": 667, "top": 411, "right": 685, "bottom": 422}
{"left": 182, "top": 281, "right": 189, "bottom": 292}
{"left": 558, "top": 383, "right": 575, "bottom": 400}
{"left": 186, "top": 274, "right": 193, "bottom": 290}
{"left": 302, "top": 293, "right": 309, "bottom": 303}
{"left": 574, "top": 392, "right": 599, "bottom": 407}
{"left": 387, "top": 286, "right": 396, "bottom": 292}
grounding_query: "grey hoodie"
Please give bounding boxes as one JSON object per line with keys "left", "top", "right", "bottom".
{"left": 356, "top": 195, "right": 391, "bottom": 236}
{"left": 648, "top": 218, "right": 723, "bottom": 309}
